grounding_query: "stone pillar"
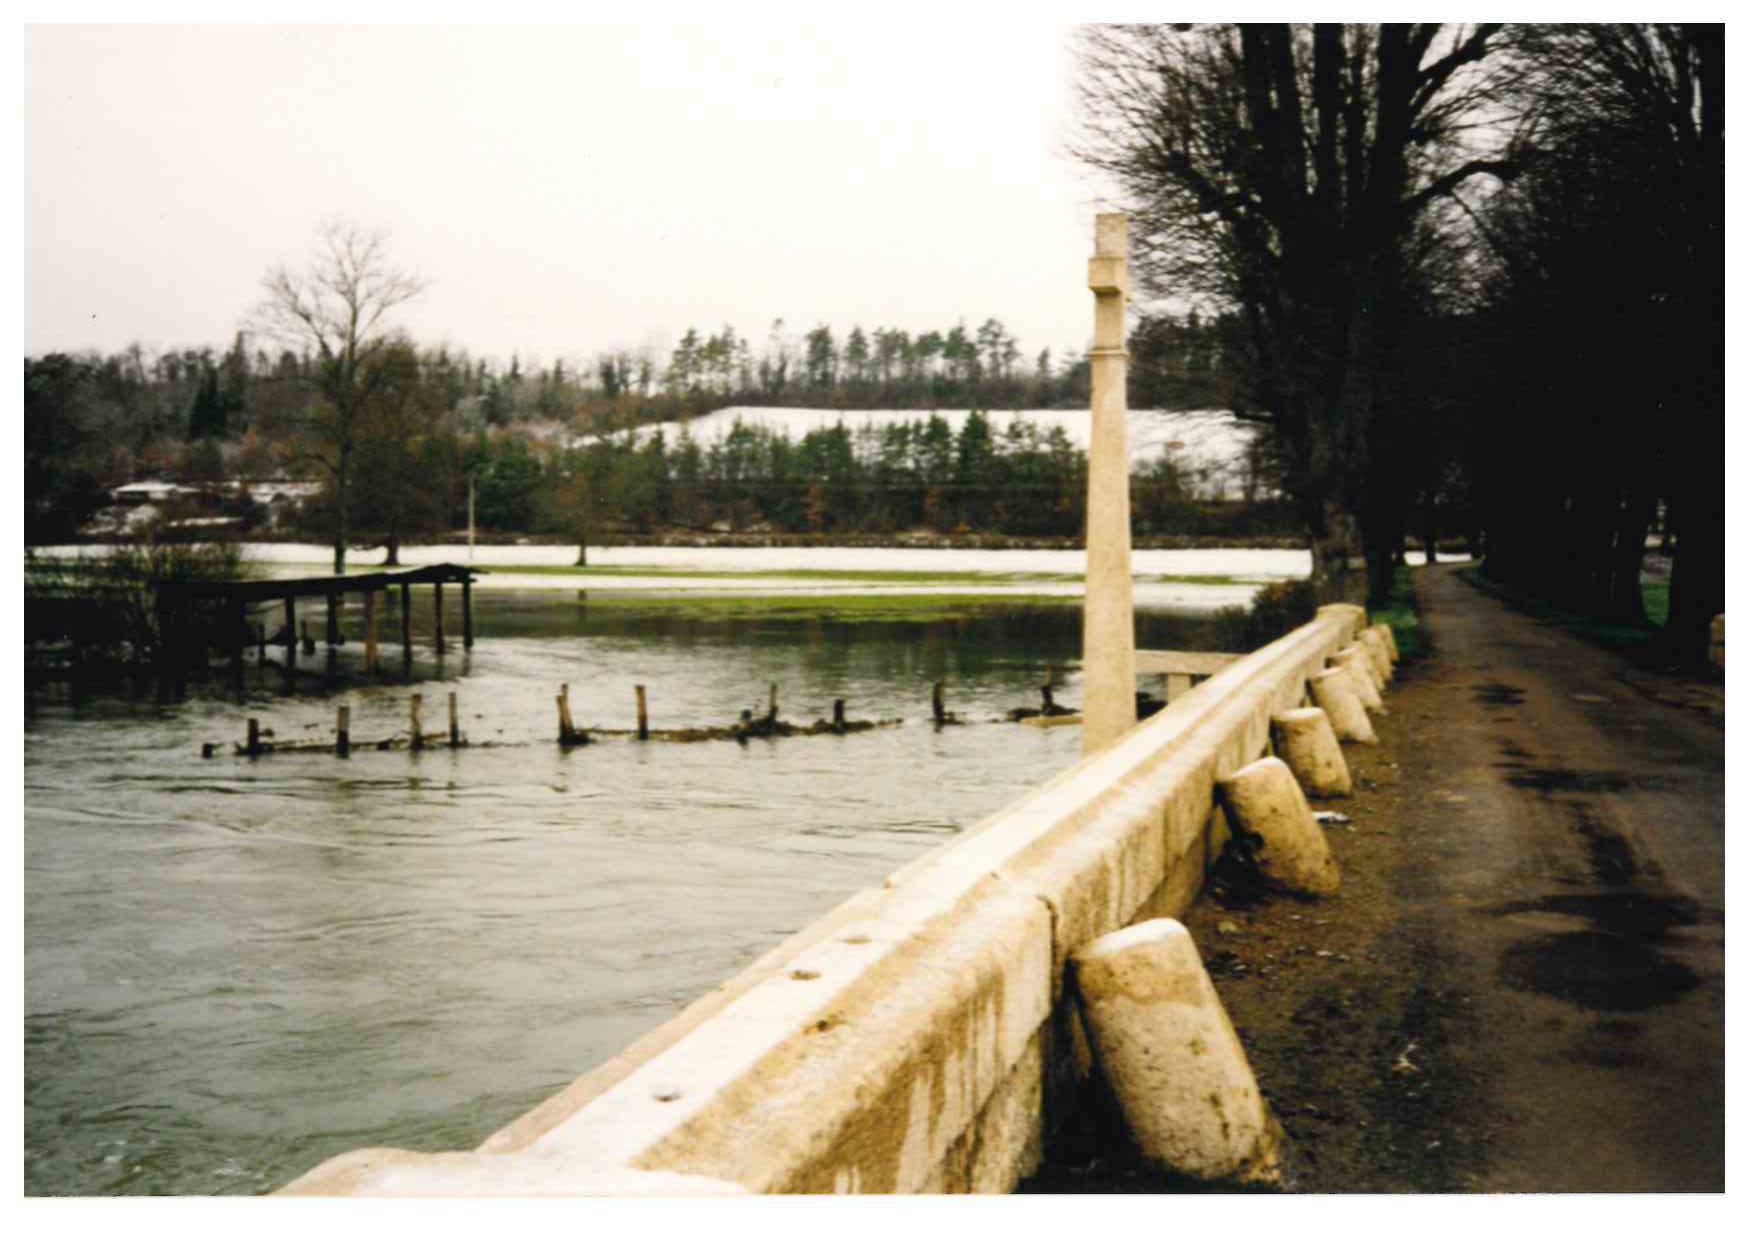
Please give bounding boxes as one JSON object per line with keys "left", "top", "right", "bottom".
{"left": 1081, "top": 212, "right": 1137, "bottom": 755}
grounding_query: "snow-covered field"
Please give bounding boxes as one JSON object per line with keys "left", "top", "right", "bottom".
{"left": 33, "top": 541, "right": 1464, "bottom": 614}
{"left": 582, "top": 406, "right": 1256, "bottom": 476}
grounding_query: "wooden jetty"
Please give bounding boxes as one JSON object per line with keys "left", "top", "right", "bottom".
{"left": 157, "top": 562, "right": 483, "bottom": 694}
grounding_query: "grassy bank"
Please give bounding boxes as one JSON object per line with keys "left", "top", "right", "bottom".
{"left": 1371, "top": 564, "right": 1425, "bottom": 661}
{"left": 566, "top": 591, "right": 1080, "bottom": 624}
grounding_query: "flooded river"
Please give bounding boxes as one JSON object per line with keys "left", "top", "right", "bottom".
{"left": 25, "top": 589, "right": 1226, "bottom": 1195}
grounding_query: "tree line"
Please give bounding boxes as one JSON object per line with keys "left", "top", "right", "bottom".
{"left": 1077, "top": 22, "right": 1720, "bottom": 664}
{"left": 24, "top": 287, "right": 1250, "bottom": 552}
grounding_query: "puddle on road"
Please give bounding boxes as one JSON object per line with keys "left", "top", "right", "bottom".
{"left": 1473, "top": 681, "right": 1526, "bottom": 706}
{"left": 1496, "top": 931, "right": 1698, "bottom": 1012}
{"left": 1564, "top": 802, "right": 1643, "bottom": 886}
{"left": 1488, "top": 891, "right": 1709, "bottom": 1013}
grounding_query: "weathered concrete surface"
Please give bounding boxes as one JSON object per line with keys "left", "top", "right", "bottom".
{"left": 1309, "top": 667, "right": 1376, "bottom": 743}
{"left": 281, "top": 603, "right": 1367, "bottom": 1196}
{"left": 1270, "top": 707, "right": 1353, "bottom": 798}
{"left": 1081, "top": 212, "right": 1136, "bottom": 754}
{"left": 1359, "top": 628, "right": 1393, "bottom": 683}
{"left": 1071, "top": 920, "right": 1279, "bottom": 1184}
{"left": 1218, "top": 756, "right": 1339, "bottom": 896}
{"left": 1332, "top": 646, "right": 1384, "bottom": 707}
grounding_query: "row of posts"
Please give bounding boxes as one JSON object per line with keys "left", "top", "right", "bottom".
{"left": 234, "top": 677, "right": 972, "bottom": 758}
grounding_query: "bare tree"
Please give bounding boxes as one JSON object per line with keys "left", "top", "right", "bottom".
{"left": 1076, "top": 24, "right": 1524, "bottom": 601}
{"left": 251, "top": 220, "right": 424, "bottom": 573}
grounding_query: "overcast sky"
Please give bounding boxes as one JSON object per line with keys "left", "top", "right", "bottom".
{"left": 25, "top": 20, "right": 1124, "bottom": 368}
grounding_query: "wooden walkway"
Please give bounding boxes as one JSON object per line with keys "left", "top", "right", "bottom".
{"left": 157, "top": 562, "right": 483, "bottom": 694}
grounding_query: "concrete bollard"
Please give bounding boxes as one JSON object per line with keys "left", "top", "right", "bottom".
{"left": 1308, "top": 667, "right": 1377, "bottom": 744}
{"left": 1336, "top": 643, "right": 1383, "bottom": 692}
{"left": 1368, "top": 621, "right": 1400, "bottom": 664}
{"left": 1359, "top": 628, "right": 1393, "bottom": 683}
{"left": 1331, "top": 649, "right": 1384, "bottom": 711}
{"left": 1072, "top": 919, "right": 1281, "bottom": 1186}
{"left": 1270, "top": 707, "right": 1352, "bottom": 798}
{"left": 1218, "top": 755, "right": 1340, "bottom": 896}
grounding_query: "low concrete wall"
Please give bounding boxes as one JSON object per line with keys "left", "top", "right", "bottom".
{"left": 281, "top": 603, "right": 1367, "bottom": 1196}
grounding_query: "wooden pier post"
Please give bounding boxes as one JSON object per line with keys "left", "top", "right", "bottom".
{"left": 400, "top": 583, "right": 412, "bottom": 666}
{"left": 462, "top": 579, "right": 474, "bottom": 650}
{"left": 336, "top": 704, "right": 351, "bottom": 757}
{"left": 933, "top": 680, "right": 947, "bottom": 726}
{"left": 833, "top": 698, "right": 846, "bottom": 732}
{"left": 448, "top": 691, "right": 460, "bottom": 748}
{"left": 410, "top": 694, "right": 424, "bottom": 751}
{"left": 1041, "top": 683, "right": 1056, "bottom": 713}
{"left": 231, "top": 599, "right": 247, "bottom": 690}
{"left": 767, "top": 683, "right": 779, "bottom": 725}
{"left": 326, "top": 593, "right": 340, "bottom": 646}
{"left": 246, "top": 717, "right": 261, "bottom": 758}
{"left": 433, "top": 582, "right": 445, "bottom": 652}
{"left": 557, "top": 683, "right": 579, "bottom": 746}
{"left": 283, "top": 596, "right": 297, "bottom": 684}
{"left": 364, "top": 590, "right": 379, "bottom": 673}
{"left": 635, "top": 684, "right": 649, "bottom": 740}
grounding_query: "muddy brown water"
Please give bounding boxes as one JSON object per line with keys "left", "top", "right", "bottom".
{"left": 25, "top": 592, "right": 1222, "bottom": 1196}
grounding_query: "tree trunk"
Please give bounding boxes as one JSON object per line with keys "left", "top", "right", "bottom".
{"left": 333, "top": 450, "right": 350, "bottom": 575}
{"left": 383, "top": 532, "right": 401, "bottom": 568}
{"left": 1667, "top": 488, "right": 1723, "bottom": 669}
{"left": 1308, "top": 499, "right": 1364, "bottom": 606}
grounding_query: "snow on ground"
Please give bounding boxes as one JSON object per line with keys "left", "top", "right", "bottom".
{"left": 33, "top": 541, "right": 1464, "bottom": 615}
{"left": 579, "top": 406, "right": 1257, "bottom": 476}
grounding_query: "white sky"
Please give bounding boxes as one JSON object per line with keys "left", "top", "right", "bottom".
{"left": 25, "top": 15, "right": 1124, "bottom": 369}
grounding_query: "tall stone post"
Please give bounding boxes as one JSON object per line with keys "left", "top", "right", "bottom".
{"left": 1082, "top": 212, "right": 1137, "bottom": 755}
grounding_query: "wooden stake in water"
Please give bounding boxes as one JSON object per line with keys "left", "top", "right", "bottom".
{"left": 364, "top": 590, "right": 379, "bottom": 674}
{"left": 933, "top": 680, "right": 946, "bottom": 726}
{"left": 410, "top": 694, "right": 424, "bottom": 751}
{"left": 246, "top": 717, "right": 261, "bottom": 758}
{"left": 833, "top": 698, "right": 846, "bottom": 732}
{"left": 336, "top": 703, "right": 351, "bottom": 757}
{"left": 767, "top": 683, "right": 779, "bottom": 725}
{"left": 635, "top": 684, "right": 649, "bottom": 741}
{"left": 557, "top": 683, "right": 576, "bottom": 746}
{"left": 448, "top": 691, "right": 460, "bottom": 748}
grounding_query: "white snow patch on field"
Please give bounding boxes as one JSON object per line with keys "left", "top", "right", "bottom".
{"left": 580, "top": 406, "right": 1257, "bottom": 476}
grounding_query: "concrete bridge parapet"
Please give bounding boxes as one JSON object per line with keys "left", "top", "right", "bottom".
{"left": 280, "top": 603, "right": 1367, "bottom": 1197}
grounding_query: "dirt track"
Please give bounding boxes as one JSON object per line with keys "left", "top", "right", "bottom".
{"left": 1033, "top": 564, "right": 1724, "bottom": 1193}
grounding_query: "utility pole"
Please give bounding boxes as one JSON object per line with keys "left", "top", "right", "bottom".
{"left": 1081, "top": 213, "right": 1137, "bottom": 755}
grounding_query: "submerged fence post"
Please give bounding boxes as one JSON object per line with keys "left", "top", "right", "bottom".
{"left": 767, "top": 683, "right": 779, "bottom": 725}
{"left": 557, "top": 683, "right": 578, "bottom": 746}
{"left": 1082, "top": 212, "right": 1138, "bottom": 755}
{"left": 932, "top": 679, "right": 947, "bottom": 726}
{"left": 410, "top": 694, "right": 424, "bottom": 751}
{"left": 448, "top": 691, "right": 460, "bottom": 748}
{"left": 336, "top": 703, "right": 351, "bottom": 758}
{"left": 245, "top": 717, "right": 261, "bottom": 758}
{"left": 364, "top": 590, "right": 379, "bottom": 674}
{"left": 636, "top": 684, "right": 649, "bottom": 741}
{"left": 832, "top": 698, "right": 846, "bottom": 732}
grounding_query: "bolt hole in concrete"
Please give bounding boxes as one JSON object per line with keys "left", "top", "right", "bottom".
{"left": 652, "top": 1089, "right": 682, "bottom": 1103}
{"left": 790, "top": 969, "right": 821, "bottom": 981}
